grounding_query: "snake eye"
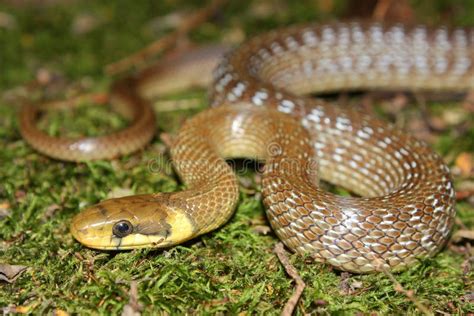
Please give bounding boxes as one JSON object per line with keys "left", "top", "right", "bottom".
{"left": 113, "top": 220, "right": 133, "bottom": 238}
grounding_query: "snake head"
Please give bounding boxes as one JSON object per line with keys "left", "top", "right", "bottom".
{"left": 70, "top": 193, "right": 196, "bottom": 250}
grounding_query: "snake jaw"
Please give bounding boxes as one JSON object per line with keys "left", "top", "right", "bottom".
{"left": 70, "top": 193, "right": 196, "bottom": 250}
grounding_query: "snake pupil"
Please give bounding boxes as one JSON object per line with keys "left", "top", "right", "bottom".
{"left": 113, "top": 220, "right": 133, "bottom": 238}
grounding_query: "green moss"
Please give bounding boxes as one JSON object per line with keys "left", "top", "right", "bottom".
{"left": 1, "top": 1, "right": 473, "bottom": 314}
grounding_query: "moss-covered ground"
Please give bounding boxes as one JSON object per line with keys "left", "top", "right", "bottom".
{"left": 1, "top": 0, "right": 473, "bottom": 314}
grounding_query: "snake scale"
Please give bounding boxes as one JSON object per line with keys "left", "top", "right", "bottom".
{"left": 20, "top": 21, "right": 473, "bottom": 273}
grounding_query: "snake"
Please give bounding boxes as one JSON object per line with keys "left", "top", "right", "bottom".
{"left": 19, "top": 21, "right": 473, "bottom": 273}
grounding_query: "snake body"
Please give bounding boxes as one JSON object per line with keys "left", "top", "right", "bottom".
{"left": 22, "top": 22, "right": 473, "bottom": 273}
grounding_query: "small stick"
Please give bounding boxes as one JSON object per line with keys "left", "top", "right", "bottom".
{"left": 274, "top": 242, "right": 306, "bottom": 316}
{"left": 377, "top": 261, "right": 432, "bottom": 316}
{"left": 159, "top": 133, "right": 175, "bottom": 149}
{"left": 373, "top": 0, "right": 393, "bottom": 20}
{"left": 105, "top": 0, "right": 226, "bottom": 75}
{"left": 121, "top": 280, "right": 142, "bottom": 316}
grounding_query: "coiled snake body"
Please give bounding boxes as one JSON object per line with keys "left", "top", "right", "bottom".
{"left": 21, "top": 22, "right": 473, "bottom": 273}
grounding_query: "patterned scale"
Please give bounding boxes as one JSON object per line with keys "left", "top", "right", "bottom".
{"left": 62, "top": 22, "right": 473, "bottom": 273}
{"left": 195, "top": 22, "right": 472, "bottom": 272}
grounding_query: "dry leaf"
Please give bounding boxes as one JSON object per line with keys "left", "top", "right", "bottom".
{"left": 375, "top": 0, "right": 415, "bottom": 22}
{"left": 71, "top": 13, "right": 101, "bottom": 35}
{"left": 44, "top": 204, "right": 61, "bottom": 220}
{"left": 36, "top": 68, "right": 53, "bottom": 85}
{"left": 463, "top": 91, "right": 474, "bottom": 112}
{"left": 455, "top": 153, "right": 473, "bottom": 177}
{"left": 314, "top": 299, "right": 328, "bottom": 306}
{"left": 203, "top": 297, "right": 230, "bottom": 308}
{"left": 159, "top": 133, "right": 174, "bottom": 149}
{"left": 442, "top": 108, "right": 466, "bottom": 125}
{"left": 455, "top": 180, "right": 474, "bottom": 202}
{"left": 452, "top": 230, "right": 474, "bottom": 243}
{"left": 2, "top": 305, "right": 33, "bottom": 314}
{"left": 460, "top": 292, "right": 474, "bottom": 303}
{"left": 15, "top": 190, "right": 26, "bottom": 200}
{"left": 221, "top": 27, "right": 245, "bottom": 44}
{"left": 250, "top": 1, "right": 280, "bottom": 18}
{"left": 52, "top": 309, "right": 70, "bottom": 316}
{"left": 146, "top": 11, "right": 187, "bottom": 34}
{"left": 0, "top": 264, "right": 27, "bottom": 283}
{"left": 339, "top": 272, "right": 363, "bottom": 295}
{"left": 106, "top": 188, "right": 135, "bottom": 199}
{"left": 0, "top": 11, "right": 17, "bottom": 29}
{"left": 251, "top": 225, "right": 272, "bottom": 235}
{"left": 317, "top": 0, "right": 335, "bottom": 13}
{"left": 0, "top": 201, "right": 11, "bottom": 219}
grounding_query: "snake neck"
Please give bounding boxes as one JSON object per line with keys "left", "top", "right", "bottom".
{"left": 170, "top": 103, "right": 317, "bottom": 236}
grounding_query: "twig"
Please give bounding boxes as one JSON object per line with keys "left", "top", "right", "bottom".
{"left": 121, "top": 280, "right": 142, "bottom": 316}
{"left": 152, "top": 98, "right": 202, "bottom": 112}
{"left": 377, "top": 262, "right": 432, "bottom": 315}
{"left": 456, "top": 189, "right": 474, "bottom": 201}
{"left": 274, "top": 242, "right": 305, "bottom": 316}
{"left": 159, "top": 133, "right": 175, "bottom": 149}
{"left": 37, "top": 92, "right": 109, "bottom": 110}
{"left": 414, "top": 93, "right": 446, "bottom": 133}
{"left": 463, "top": 91, "right": 474, "bottom": 111}
{"left": 460, "top": 244, "right": 473, "bottom": 285}
{"left": 105, "top": 0, "right": 226, "bottom": 75}
{"left": 373, "top": 0, "right": 393, "bottom": 20}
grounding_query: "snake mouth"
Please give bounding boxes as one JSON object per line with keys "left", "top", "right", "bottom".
{"left": 72, "top": 234, "right": 168, "bottom": 250}
{"left": 70, "top": 218, "right": 169, "bottom": 250}
{"left": 70, "top": 217, "right": 169, "bottom": 250}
